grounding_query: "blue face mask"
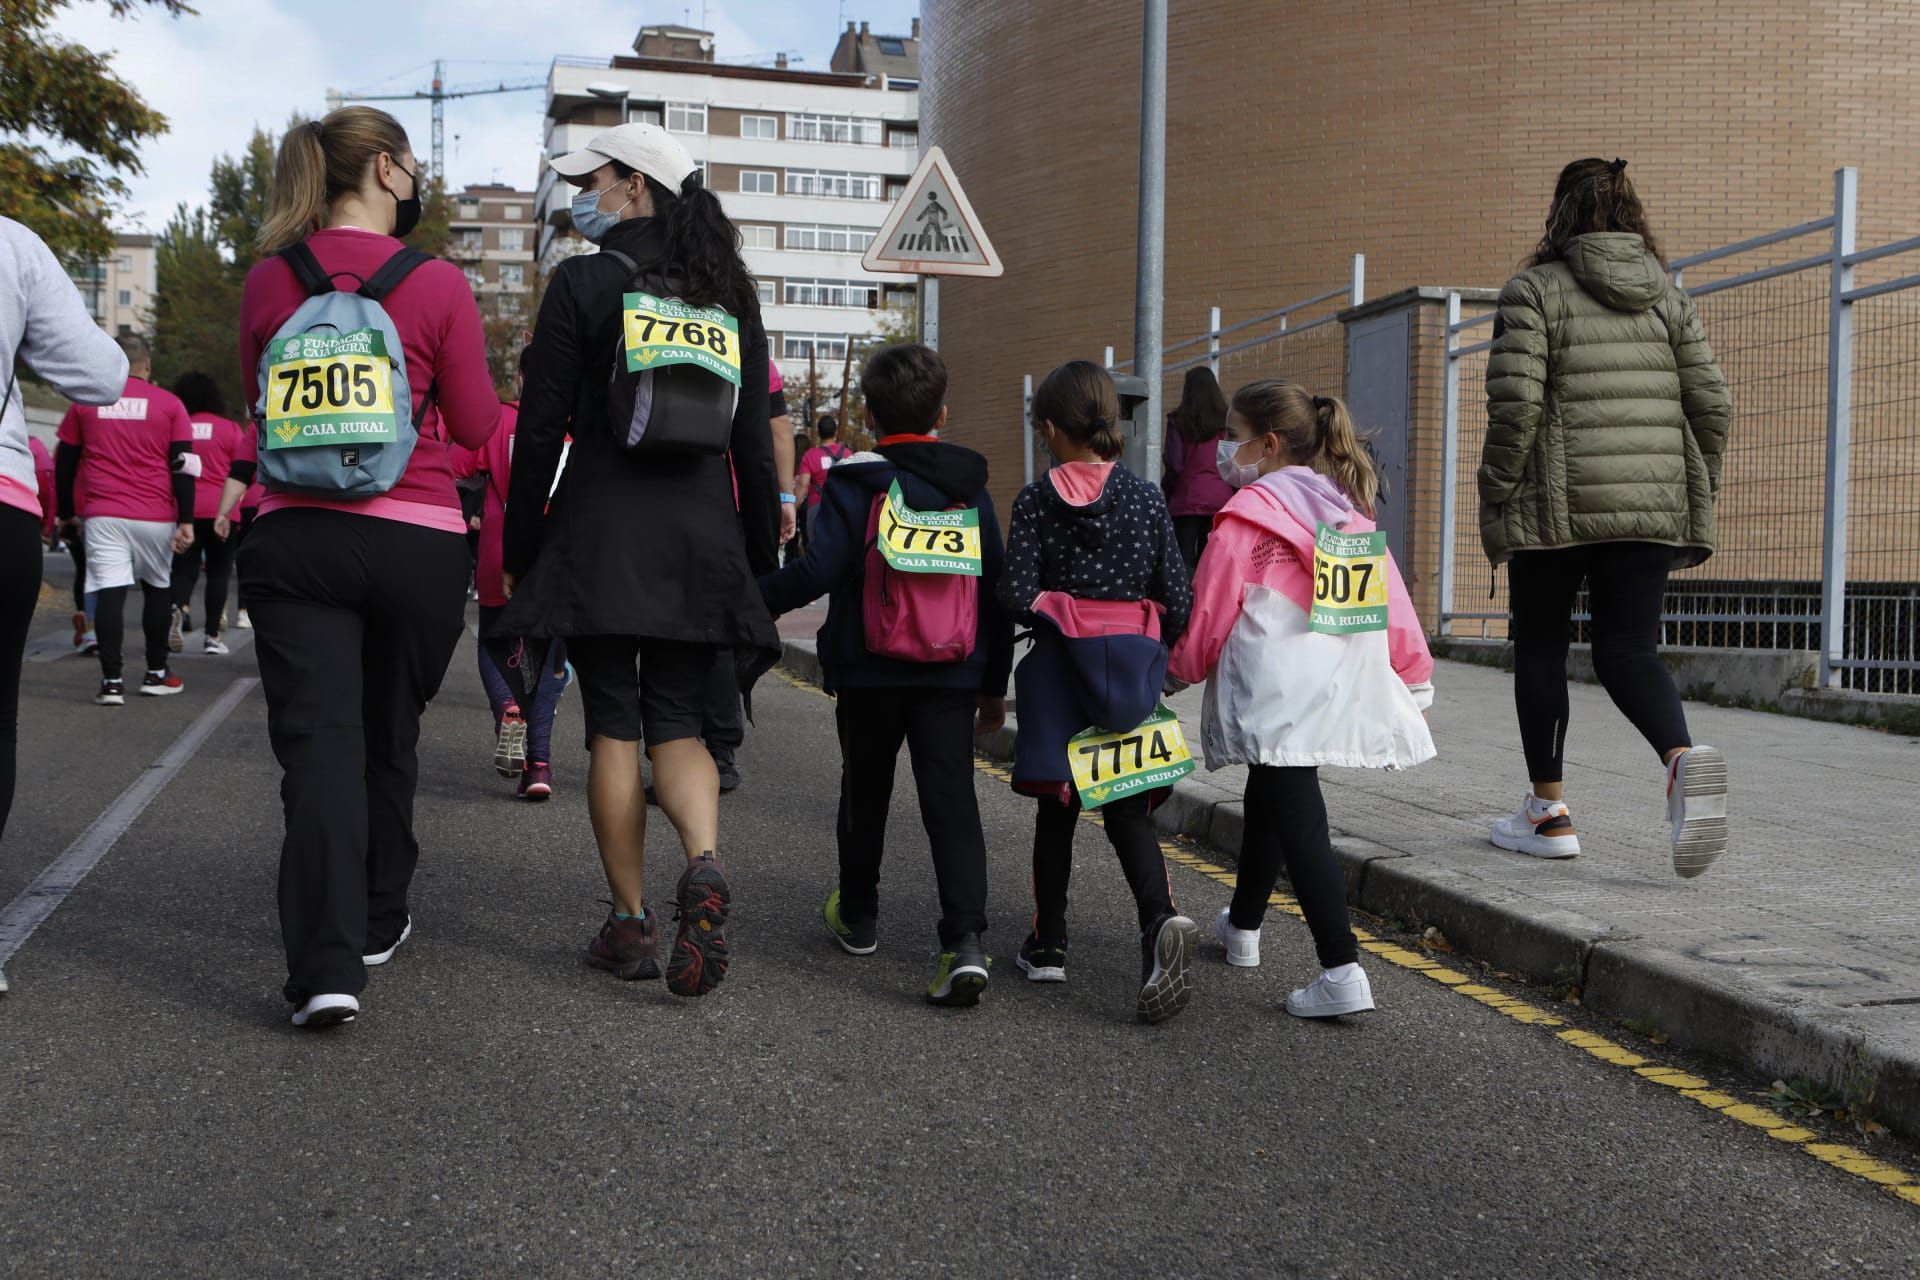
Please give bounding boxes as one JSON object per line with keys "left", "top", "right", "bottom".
{"left": 570, "top": 185, "right": 631, "bottom": 244}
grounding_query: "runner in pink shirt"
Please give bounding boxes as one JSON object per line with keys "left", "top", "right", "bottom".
{"left": 796, "top": 413, "right": 851, "bottom": 547}
{"left": 166, "top": 372, "right": 252, "bottom": 654}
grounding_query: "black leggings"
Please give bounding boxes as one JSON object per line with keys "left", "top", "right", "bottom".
{"left": 1230, "top": 765, "right": 1357, "bottom": 969}
{"left": 1509, "top": 541, "right": 1692, "bottom": 783}
{"left": 0, "top": 506, "right": 40, "bottom": 841}
{"left": 172, "top": 517, "right": 235, "bottom": 635}
{"left": 1031, "top": 791, "right": 1175, "bottom": 939}
{"left": 94, "top": 582, "right": 172, "bottom": 680}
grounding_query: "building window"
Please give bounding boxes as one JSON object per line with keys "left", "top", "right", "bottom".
{"left": 782, "top": 333, "right": 850, "bottom": 362}
{"left": 499, "top": 228, "right": 526, "bottom": 253}
{"left": 115, "top": 255, "right": 132, "bottom": 272}
{"left": 756, "top": 280, "right": 776, "bottom": 306}
{"left": 456, "top": 230, "right": 484, "bottom": 255}
{"left": 628, "top": 104, "right": 664, "bottom": 127}
{"left": 739, "top": 170, "right": 777, "bottom": 195}
{"left": 784, "top": 224, "right": 875, "bottom": 254}
{"left": 500, "top": 265, "right": 525, "bottom": 288}
{"left": 741, "top": 115, "right": 778, "bottom": 140}
{"left": 785, "top": 169, "right": 882, "bottom": 200}
{"left": 666, "top": 101, "right": 707, "bottom": 134}
{"left": 459, "top": 200, "right": 480, "bottom": 218}
{"left": 787, "top": 113, "right": 880, "bottom": 146}
{"left": 783, "top": 278, "right": 880, "bottom": 310}
{"left": 117, "top": 289, "right": 132, "bottom": 306}
{"left": 887, "top": 78, "right": 919, "bottom": 91}
{"left": 888, "top": 129, "right": 918, "bottom": 151}
{"left": 885, "top": 178, "right": 908, "bottom": 200}
{"left": 464, "top": 267, "right": 486, "bottom": 291}
{"left": 740, "top": 224, "right": 777, "bottom": 250}
{"left": 503, "top": 205, "right": 523, "bottom": 220}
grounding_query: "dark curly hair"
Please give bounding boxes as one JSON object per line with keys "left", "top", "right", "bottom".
{"left": 1526, "top": 158, "right": 1664, "bottom": 269}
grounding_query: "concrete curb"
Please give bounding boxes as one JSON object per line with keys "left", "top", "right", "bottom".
{"left": 775, "top": 636, "right": 1920, "bottom": 1141}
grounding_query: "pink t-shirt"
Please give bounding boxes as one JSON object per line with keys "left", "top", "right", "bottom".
{"left": 29, "top": 435, "right": 54, "bottom": 533}
{"left": 1163, "top": 420, "right": 1235, "bottom": 518}
{"left": 800, "top": 441, "right": 850, "bottom": 507}
{"left": 56, "top": 376, "right": 192, "bottom": 522}
{"left": 186, "top": 412, "right": 245, "bottom": 519}
{"left": 451, "top": 402, "right": 519, "bottom": 607}
{"left": 238, "top": 227, "right": 499, "bottom": 534}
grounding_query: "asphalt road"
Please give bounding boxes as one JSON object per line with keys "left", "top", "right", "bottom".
{"left": 2, "top": 564, "right": 1917, "bottom": 1278}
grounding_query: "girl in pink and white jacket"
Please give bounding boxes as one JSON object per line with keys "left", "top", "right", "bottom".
{"left": 1168, "top": 380, "right": 1435, "bottom": 1019}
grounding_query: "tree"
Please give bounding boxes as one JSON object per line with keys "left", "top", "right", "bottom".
{"left": 208, "top": 126, "right": 276, "bottom": 269}
{"left": 0, "top": 0, "right": 195, "bottom": 265}
{"left": 151, "top": 203, "right": 241, "bottom": 410}
{"left": 407, "top": 172, "right": 452, "bottom": 259}
{"left": 481, "top": 273, "right": 542, "bottom": 399}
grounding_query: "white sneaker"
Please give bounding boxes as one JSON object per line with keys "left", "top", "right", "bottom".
{"left": 1668, "top": 746, "right": 1729, "bottom": 879}
{"left": 167, "top": 606, "right": 184, "bottom": 654}
{"left": 362, "top": 916, "right": 412, "bottom": 967}
{"left": 236, "top": 609, "right": 252, "bottom": 630}
{"left": 290, "top": 993, "right": 358, "bottom": 1028}
{"left": 203, "top": 635, "right": 230, "bottom": 656}
{"left": 1213, "top": 907, "right": 1260, "bottom": 967}
{"left": 1490, "top": 793, "right": 1580, "bottom": 858}
{"left": 1285, "top": 964, "right": 1375, "bottom": 1018}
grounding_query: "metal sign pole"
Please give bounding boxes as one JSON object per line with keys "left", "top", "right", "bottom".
{"left": 921, "top": 275, "right": 940, "bottom": 351}
{"left": 1023, "top": 373, "right": 1035, "bottom": 485}
{"left": 1132, "top": 0, "right": 1168, "bottom": 481}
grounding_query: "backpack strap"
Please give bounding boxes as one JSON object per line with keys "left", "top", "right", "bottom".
{"left": 359, "top": 247, "right": 432, "bottom": 303}
{"left": 278, "top": 243, "right": 335, "bottom": 297}
{"left": 599, "top": 249, "right": 639, "bottom": 279}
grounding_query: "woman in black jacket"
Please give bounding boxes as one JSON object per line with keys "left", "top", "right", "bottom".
{"left": 499, "top": 123, "right": 780, "bottom": 998}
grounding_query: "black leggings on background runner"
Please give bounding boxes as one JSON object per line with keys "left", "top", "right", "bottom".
{"left": 1508, "top": 541, "right": 1692, "bottom": 783}
{"left": 1229, "top": 764, "right": 1358, "bottom": 969}
{"left": 172, "top": 517, "right": 235, "bottom": 635}
{"left": 93, "top": 583, "right": 171, "bottom": 680}
{"left": 1031, "top": 791, "right": 1175, "bottom": 939}
{"left": 0, "top": 506, "right": 40, "bottom": 841}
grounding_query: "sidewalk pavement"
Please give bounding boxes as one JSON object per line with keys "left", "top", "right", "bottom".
{"left": 776, "top": 619, "right": 1920, "bottom": 1140}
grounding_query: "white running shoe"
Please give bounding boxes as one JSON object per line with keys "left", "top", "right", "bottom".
{"left": 493, "top": 714, "right": 527, "bottom": 777}
{"left": 236, "top": 609, "right": 252, "bottom": 630}
{"left": 362, "top": 916, "right": 412, "bottom": 967}
{"left": 1285, "top": 964, "right": 1375, "bottom": 1018}
{"left": 1668, "top": 745, "right": 1729, "bottom": 879}
{"left": 290, "top": 993, "right": 358, "bottom": 1028}
{"left": 167, "top": 606, "right": 184, "bottom": 654}
{"left": 1213, "top": 907, "right": 1261, "bottom": 967}
{"left": 1490, "top": 794, "right": 1581, "bottom": 859}
{"left": 203, "top": 635, "right": 230, "bottom": 656}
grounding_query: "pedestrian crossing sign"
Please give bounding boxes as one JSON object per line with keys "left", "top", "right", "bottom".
{"left": 861, "top": 146, "right": 1004, "bottom": 279}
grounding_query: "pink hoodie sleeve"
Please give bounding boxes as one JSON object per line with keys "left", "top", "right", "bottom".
{"left": 1168, "top": 516, "right": 1253, "bottom": 684}
{"left": 1384, "top": 549, "right": 1435, "bottom": 692}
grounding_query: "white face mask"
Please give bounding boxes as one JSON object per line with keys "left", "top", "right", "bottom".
{"left": 1216, "top": 436, "right": 1262, "bottom": 489}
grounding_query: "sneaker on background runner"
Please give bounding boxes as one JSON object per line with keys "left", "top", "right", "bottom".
{"left": 1490, "top": 794, "right": 1581, "bottom": 859}
{"left": 665, "top": 854, "right": 731, "bottom": 998}
{"left": 1015, "top": 932, "right": 1067, "bottom": 983}
{"left": 167, "top": 606, "right": 185, "bottom": 653}
{"left": 1667, "top": 745, "right": 1729, "bottom": 879}
{"left": 517, "top": 762, "right": 553, "bottom": 802}
{"left": 1136, "top": 913, "right": 1197, "bottom": 1025}
{"left": 236, "top": 608, "right": 251, "bottom": 630}
{"left": 80, "top": 632, "right": 98, "bottom": 656}
{"left": 1285, "top": 964, "right": 1375, "bottom": 1019}
{"left": 712, "top": 747, "right": 741, "bottom": 794}
{"left": 1213, "top": 907, "right": 1261, "bottom": 968}
{"left": 927, "top": 933, "right": 989, "bottom": 1007}
{"left": 362, "top": 916, "right": 412, "bottom": 967}
{"left": 204, "top": 635, "right": 230, "bottom": 656}
{"left": 822, "top": 889, "right": 877, "bottom": 955}
{"left": 70, "top": 611, "right": 88, "bottom": 652}
{"left": 139, "top": 670, "right": 184, "bottom": 697}
{"left": 94, "top": 678, "right": 125, "bottom": 707}
{"left": 290, "top": 993, "right": 358, "bottom": 1028}
{"left": 493, "top": 710, "right": 526, "bottom": 777}
{"left": 586, "top": 909, "right": 660, "bottom": 980}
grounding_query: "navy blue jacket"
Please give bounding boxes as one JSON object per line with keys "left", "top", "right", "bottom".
{"left": 760, "top": 439, "right": 1015, "bottom": 697}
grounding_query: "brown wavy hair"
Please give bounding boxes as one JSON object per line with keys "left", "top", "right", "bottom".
{"left": 1229, "top": 379, "right": 1377, "bottom": 517}
{"left": 1170, "top": 366, "right": 1227, "bottom": 444}
{"left": 258, "top": 107, "right": 412, "bottom": 253}
{"left": 1526, "top": 158, "right": 1664, "bottom": 269}
{"left": 1031, "top": 359, "right": 1124, "bottom": 460}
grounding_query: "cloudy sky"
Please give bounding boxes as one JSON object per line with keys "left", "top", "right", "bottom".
{"left": 54, "top": 0, "right": 921, "bottom": 232}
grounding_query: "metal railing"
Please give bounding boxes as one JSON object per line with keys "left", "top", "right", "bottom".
{"left": 1439, "top": 167, "right": 1920, "bottom": 694}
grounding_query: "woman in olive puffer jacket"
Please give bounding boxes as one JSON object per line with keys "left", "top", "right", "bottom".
{"left": 1478, "top": 158, "right": 1733, "bottom": 879}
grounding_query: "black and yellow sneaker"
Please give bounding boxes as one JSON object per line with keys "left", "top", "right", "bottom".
{"left": 1015, "top": 932, "right": 1068, "bottom": 983}
{"left": 823, "top": 890, "right": 878, "bottom": 955}
{"left": 926, "top": 933, "right": 989, "bottom": 1008}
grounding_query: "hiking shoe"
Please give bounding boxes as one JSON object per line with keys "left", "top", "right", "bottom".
{"left": 363, "top": 916, "right": 412, "bottom": 967}
{"left": 1137, "top": 914, "right": 1198, "bottom": 1025}
{"left": 1285, "top": 964, "right": 1375, "bottom": 1019}
{"left": 139, "top": 670, "right": 184, "bottom": 696}
{"left": 203, "top": 634, "right": 230, "bottom": 656}
{"left": 1015, "top": 932, "right": 1068, "bottom": 983}
{"left": 518, "top": 762, "right": 553, "bottom": 801}
{"left": 71, "top": 611, "right": 89, "bottom": 652}
{"left": 94, "top": 678, "right": 125, "bottom": 707}
{"left": 236, "top": 608, "right": 252, "bottom": 630}
{"left": 666, "top": 855, "right": 731, "bottom": 997}
{"left": 290, "top": 993, "right": 358, "bottom": 1028}
{"left": 1213, "top": 907, "right": 1261, "bottom": 968}
{"left": 927, "top": 933, "right": 989, "bottom": 1007}
{"left": 493, "top": 711, "right": 527, "bottom": 777}
{"left": 586, "top": 909, "right": 660, "bottom": 981}
{"left": 1490, "top": 794, "right": 1580, "bottom": 859}
{"left": 1668, "top": 745, "right": 1729, "bottom": 879}
{"left": 823, "top": 889, "right": 877, "bottom": 955}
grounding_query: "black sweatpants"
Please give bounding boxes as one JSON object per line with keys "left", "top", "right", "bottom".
{"left": 1509, "top": 541, "right": 1692, "bottom": 783}
{"left": 1031, "top": 790, "right": 1176, "bottom": 940}
{"left": 703, "top": 646, "right": 744, "bottom": 762}
{"left": 0, "top": 506, "right": 40, "bottom": 841}
{"left": 834, "top": 685, "right": 989, "bottom": 949}
{"left": 1230, "top": 765, "right": 1357, "bottom": 969}
{"left": 171, "top": 517, "right": 235, "bottom": 635}
{"left": 94, "top": 583, "right": 171, "bottom": 681}
{"left": 239, "top": 508, "right": 468, "bottom": 1004}
{"left": 1173, "top": 514, "right": 1213, "bottom": 574}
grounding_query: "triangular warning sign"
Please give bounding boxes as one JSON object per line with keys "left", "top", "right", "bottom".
{"left": 861, "top": 146, "right": 1003, "bottom": 279}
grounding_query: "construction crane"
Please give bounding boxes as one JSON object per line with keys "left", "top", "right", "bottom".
{"left": 327, "top": 60, "right": 545, "bottom": 179}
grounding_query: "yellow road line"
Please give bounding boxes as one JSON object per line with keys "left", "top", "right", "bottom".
{"left": 770, "top": 663, "right": 1920, "bottom": 1211}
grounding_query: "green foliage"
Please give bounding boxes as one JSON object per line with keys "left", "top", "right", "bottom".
{"left": 208, "top": 127, "right": 275, "bottom": 269}
{"left": 406, "top": 172, "right": 453, "bottom": 259}
{"left": 150, "top": 203, "right": 239, "bottom": 411}
{"left": 0, "top": 0, "right": 194, "bottom": 265}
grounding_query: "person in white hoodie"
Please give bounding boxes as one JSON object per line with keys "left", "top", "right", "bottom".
{"left": 0, "top": 217, "right": 129, "bottom": 845}
{"left": 1168, "top": 379, "right": 1435, "bottom": 1018}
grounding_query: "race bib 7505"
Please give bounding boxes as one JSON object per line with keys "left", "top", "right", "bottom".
{"left": 262, "top": 328, "right": 398, "bottom": 450}
{"left": 1309, "top": 523, "right": 1388, "bottom": 634}
{"left": 623, "top": 292, "right": 741, "bottom": 387}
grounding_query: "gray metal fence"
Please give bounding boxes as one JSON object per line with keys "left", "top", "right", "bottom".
{"left": 1440, "top": 167, "right": 1920, "bottom": 694}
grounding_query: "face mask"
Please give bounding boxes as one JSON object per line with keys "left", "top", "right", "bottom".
{"left": 388, "top": 162, "right": 422, "bottom": 239}
{"left": 570, "top": 185, "right": 632, "bottom": 244}
{"left": 1217, "top": 436, "right": 1262, "bottom": 488}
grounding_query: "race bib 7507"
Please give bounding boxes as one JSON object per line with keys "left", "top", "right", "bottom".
{"left": 1309, "top": 523, "right": 1388, "bottom": 634}
{"left": 623, "top": 292, "right": 741, "bottom": 387}
{"left": 261, "top": 328, "right": 399, "bottom": 450}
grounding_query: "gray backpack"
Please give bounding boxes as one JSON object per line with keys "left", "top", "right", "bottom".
{"left": 252, "top": 243, "right": 430, "bottom": 496}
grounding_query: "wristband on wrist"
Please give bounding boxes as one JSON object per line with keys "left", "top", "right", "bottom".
{"left": 779, "top": 492, "right": 797, "bottom": 504}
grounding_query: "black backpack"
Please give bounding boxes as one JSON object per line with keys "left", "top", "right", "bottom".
{"left": 601, "top": 249, "right": 740, "bottom": 456}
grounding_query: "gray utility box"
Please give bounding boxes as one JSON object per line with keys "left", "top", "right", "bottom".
{"left": 1108, "top": 371, "right": 1152, "bottom": 463}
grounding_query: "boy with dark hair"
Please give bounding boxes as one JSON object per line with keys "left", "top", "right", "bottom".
{"left": 761, "top": 343, "right": 1014, "bottom": 1007}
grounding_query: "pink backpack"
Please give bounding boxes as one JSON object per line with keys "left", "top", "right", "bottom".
{"left": 861, "top": 493, "right": 979, "bottom": 663}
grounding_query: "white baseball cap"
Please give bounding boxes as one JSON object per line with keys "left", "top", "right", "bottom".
{"left": 550, "top": 122, "right": 698, "bottom": 193}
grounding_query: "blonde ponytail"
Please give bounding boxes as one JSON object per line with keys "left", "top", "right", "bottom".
{"left": 1315, "top": 395, "right": 1377, "bottom": 517}
{"left": 257, "top": 107, "right": 413, "bottom": 253}
{"left": 1228, "top": 378, "right": 1378, "bottom": 516}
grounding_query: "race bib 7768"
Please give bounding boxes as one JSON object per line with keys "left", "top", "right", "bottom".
{"left": 623, "top": 292, "right": 742, "bottom": 387}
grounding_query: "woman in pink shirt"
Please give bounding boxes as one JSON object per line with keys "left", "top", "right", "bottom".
{"left": 167, "top": 372, "right": 251, "bottom": 653}
{"left": 1160, "top": 366, "right": 1234, "bottom": 572}
{"left": 233, "top": 106, "right": 498, "bottom": 1029}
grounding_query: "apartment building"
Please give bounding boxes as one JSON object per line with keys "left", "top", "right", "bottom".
{"left": 446, "top": 183, "right": 537, "bottom": 311}
{"left": 539, "top": 21, "right": 920, "bottom": 369}
{"left": 68, "top": 233, "right": 156, "bottom": 337}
